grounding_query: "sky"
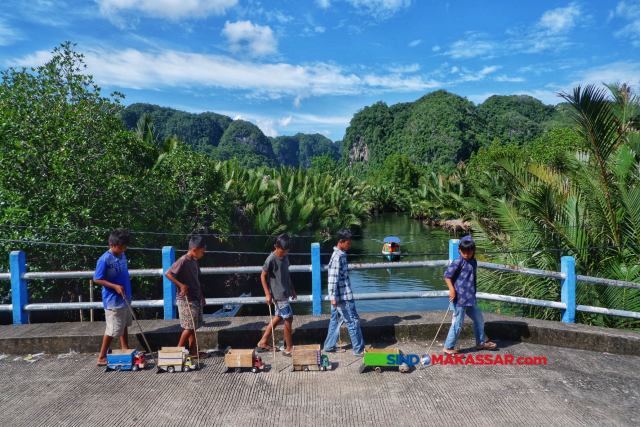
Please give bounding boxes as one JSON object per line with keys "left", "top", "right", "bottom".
{"left": 1, "top": 1, "right": 639, "bottom": 140}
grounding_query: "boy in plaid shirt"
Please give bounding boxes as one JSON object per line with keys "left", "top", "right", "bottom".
{"left": 323, "top": 228, "right": 365, "bottom": 356}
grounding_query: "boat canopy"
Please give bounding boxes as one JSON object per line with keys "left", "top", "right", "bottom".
{"left": 383, "top": 237, "right": 400, "bottom": 244}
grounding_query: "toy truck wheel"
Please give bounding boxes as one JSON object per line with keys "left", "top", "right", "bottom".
{"left": 167, "top": 366, "right": 175, "bottom": 373}
{"left": 374, "top": 366, "right": 382, "bottom": 374}
{"left": 184, "top": 366, "right": 190, "bottom": 373}
{"left": 115, "top": 365, "right": 121, "bottom": 371}
{"left": 251, "top": 367, "right": 258, "bottom": 373}
{"left": 235, "top": 367, "right": 242, "bottom": 373}
{"left": 132, "top": 365, "right": 139, "bottom": 371}
{"left": 320, "top": 366, "right": 326, "bottom": 371}
{"left": 303, "top": 366, "right": 309, "bottom": 372}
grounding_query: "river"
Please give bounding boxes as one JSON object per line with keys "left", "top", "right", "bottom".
{"left": 224, "top": 212, "right": 454, "bottom": 317}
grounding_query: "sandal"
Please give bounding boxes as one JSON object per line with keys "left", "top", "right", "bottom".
{"left": 282, "top": 350, "right": 292, "bottom": 357}
{"left": 475, "top": 342, "right": 497, "bottom": 350}
{"left": 255, "top": 346, "right": 278, "bottom": 353}
{"left": 324, "top": 347, "right": 346, "bottom": 353}
{"left": 443, "top": 348, "right": 458, "bottom": 355}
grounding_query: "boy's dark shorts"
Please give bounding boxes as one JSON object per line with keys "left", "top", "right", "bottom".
{"left": 177, "top": 299, "right": 203, "bottom": 330}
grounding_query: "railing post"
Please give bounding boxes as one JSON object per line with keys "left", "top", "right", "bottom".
{"left": 448, "top": 239, "right": 459, "bottom": 310}
{"left": 311, "top": 242, "right": 321, "bottom": 315}
{"left": 162, "top": 246, "right": 177, "bottom": 319}
{"left": 10, "top": 251, "right": 28, "bottom": 325}
{"left": 560, "top": 256, "right": 576, "bottom": 323}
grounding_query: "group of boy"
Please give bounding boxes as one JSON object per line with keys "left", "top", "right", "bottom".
{"left": 95, "top": 228, "right": 495, "bottom": 367}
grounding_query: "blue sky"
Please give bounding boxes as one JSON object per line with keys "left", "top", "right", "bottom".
{"left": 1, "top": 1, "right": 639, "bottom": 140}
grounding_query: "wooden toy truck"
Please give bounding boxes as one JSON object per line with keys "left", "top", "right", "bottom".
{"left": 105, "top": 349, "right": 146, "bottom": 372}
{"left": 359, "top": 348, "right": 409, "bottom": 374}
{"left": 291, "top": 344, "right": 332, "bottom": 372}
{"left": 222, "top": 349, "right": 265, "bottom": 373}
{"left": 157, "top": 347, "right": 196, "bottom": 373}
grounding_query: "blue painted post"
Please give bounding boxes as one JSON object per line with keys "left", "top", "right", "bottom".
{"left": 162, "top": 246, "right": 177, "bottom": 319}
{"left": 10, "top": 251, "right": 28, "bottom": 325}
{"left": 311, "top": 242, "right": 321, "bottom": 315}
{"left": 560, "top": 256, "right": 576, "bottom": 323}
{"left": 448, "top": 240, "right": 460, "bottom": 310}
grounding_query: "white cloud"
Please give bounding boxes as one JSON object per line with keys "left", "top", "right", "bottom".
{"left": 495, "top": 75, "right": 525, "bottom": 82}
{"left": 432, "top": 45, "right": 440, "bottom": 51}
{"left": 445, "top": 3, "right": 583, "bottom": 59}
{"left": 450, "top": 66, "right": 459, "bottom": 73}
{"left": 537, "top": 2, "right": 581, "bottom": 34}
{"left": 387, "top": 63, "right": 420, "bottom": 73}
{"left": 466, "top": 92, "right": 499, "bottom": 104}
{"left": 257, "top": 118, "right": 279, "bottom": 137}
{"left": 611, "top": 1, "right": 640, "bottom": 47}
{"left": 346, "top": 0, "right": 411, "bottom": 20}
{"left": 279, "top": 116, "right": 293, "bottom": 127}
{"left": 94, "top": 0, "right": 238, "bottom": 20}
{"left": 408, "top": 39, "right": 422, "bottom": 47}
{"left": 222, "top": 20, "right": 278, "bottom": 57}
{"left": 9, "top": 46, "right": 442, "bottom": 104}
{"left": 457, "top": 65, "right": 501, "bottom": 82}
{"left": 317, "top": 0, "right": 331, "bottom": 8}
{"left": 0, "top": 18, "right": 21, "bottom": 46}
{"left": 568, "top": 61, "right": 640, "bottom": 88}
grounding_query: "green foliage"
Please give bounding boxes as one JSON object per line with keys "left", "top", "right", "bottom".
{"left": 309, "top": 152, "right": 338, "bottom": 174}
{"left": 0, "top": 43, "right": 230, "bottom": 306}
{"left": 380, "top": 153, "right": 422, "bottom": 190}
{"left": 271, "top": 133, "right": 340, "bottom": 168}
{"left": 217, "top": 120, "right": 277, "bottom": 168}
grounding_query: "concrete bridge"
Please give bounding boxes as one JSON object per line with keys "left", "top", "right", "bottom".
{"left": 1, "top": 311, "right": 639, "bottom": 426}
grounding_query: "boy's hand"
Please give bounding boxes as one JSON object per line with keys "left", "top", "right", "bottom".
{"left": 201, "top": 297, "right": 206, "bottom": 306}
{"left": 265, "top": 294, "right": 273, "bottom": 305}
{"left": 177, "top": 283, "right": 188, "bottom": 295}
{"left": 114, "top": 285, "right": 126, "bottom": 298}
{"left": 331, "top": 300, "right": 337, "bottom": 308}
{"left": 291, "top": 289, "right": 297, "bottom": 300}
{"left": 448, "top": 289, "right": 456, "bottom": 302}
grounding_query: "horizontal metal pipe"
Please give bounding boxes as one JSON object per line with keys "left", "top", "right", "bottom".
{"left": 0, "top": 273, "right": 10, "bottom": 280}
{"left": 476, "top": 292, "right": 567, "bottom": 309}
{"left": 200, "top": 265, "right": 312, "bottom": 275}
{"left": 576, "top": 275, "right": 640, "bottom": 290}
{"left": 21, "top": 268, "right": 163, "bottom": 280}
{"left": 478, "top": 262, "right": 565, "bottom": 279}
{"left": 345, "top": 259, "right": 450, "bottom": 271}
{"left": 576, "top": 305, "right": 640, "bottom": 319}
{"left": 24, "top": 300, "right": 164, "bottom": 311}
{"left": 346, "top": 291, "right": 449, "bottom": 300}
{"left": 0, "top": 304, "right": 12, "bottom": 312}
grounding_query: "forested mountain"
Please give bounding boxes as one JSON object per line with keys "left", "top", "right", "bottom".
{"left": 341, "top": 90, "right": 570, "bottom": 174}
{"left": 120, "top": 103, "right": 341, "bottom": 169}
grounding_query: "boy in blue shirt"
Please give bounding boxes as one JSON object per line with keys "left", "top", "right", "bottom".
{"left": 94, "top": 229, "right": 132, "bottom": 366}
{"left": 443, "top": 236, "right": 497, "bottom": 354}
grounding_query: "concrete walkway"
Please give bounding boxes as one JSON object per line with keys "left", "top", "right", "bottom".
{"left": 1, "top": 340, "right": 638, "bottom": 426}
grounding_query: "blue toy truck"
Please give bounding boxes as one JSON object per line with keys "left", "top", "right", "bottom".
{"left": 105, "top": 349, "right": 146, "bottom": 372}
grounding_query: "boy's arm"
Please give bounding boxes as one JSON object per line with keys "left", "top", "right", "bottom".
{"left": 164, "top": 271, "right": 188, "bottom": 296}
{"left": 444, "top": 278, "right": 456, "bottom": 302}
{"left": 289, "top": 277, "right": 297, "bottom": 300}
{"left": 327, "top": 256, "right": 338, "bottom": 308}
{"left": 93, "top": 279, "right": 126, "bottom": 298}
{"left": 261, "top": 270, "right": 272, "bottom": 305}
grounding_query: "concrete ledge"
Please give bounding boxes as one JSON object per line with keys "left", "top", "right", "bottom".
{"left": 0, "top": 311, "right": 639, "bottom": 356}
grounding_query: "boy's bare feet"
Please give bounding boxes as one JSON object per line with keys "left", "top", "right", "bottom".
{"left": 97, "top": 357, "right": 107, "bottom": 366}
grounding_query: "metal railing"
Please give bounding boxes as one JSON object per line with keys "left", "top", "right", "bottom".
{"left": 1, "top": 240, "right": 639, "bottom": 323}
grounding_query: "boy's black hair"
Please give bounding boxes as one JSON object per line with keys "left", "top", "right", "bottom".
{"left": 275, "top": 234, "right": 292, "bottom": 250}
{"left": 109, "top": 229, "right": 130, "bottom": 246}
{"left": 337, "top": 228, "right": 353, "bottom": 242}
{"left": 459, "top": 238, "right": 476, "bottom": 252}
{"left": 189, "top": 235, "right": 207, "bottom": 249}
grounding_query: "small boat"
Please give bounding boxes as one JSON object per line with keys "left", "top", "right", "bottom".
{"left": 204, "top": 293, "right": 251, "bottom": 318}
{"left": 382, "top": 237, "right": 401, "bottom": 261}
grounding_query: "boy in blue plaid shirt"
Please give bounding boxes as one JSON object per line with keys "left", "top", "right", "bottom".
{"left": 323, "top": 228, "right": 365, "bottom": 356}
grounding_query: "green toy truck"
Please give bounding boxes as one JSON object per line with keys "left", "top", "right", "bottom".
{"left": 359, "top": 348, "right": 409, "bottom": 374}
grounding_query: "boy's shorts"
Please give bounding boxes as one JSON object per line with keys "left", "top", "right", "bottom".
{"left": 274, "top": 300, "right": 293, "bottom": 319}
{"left": 177, "top": 299, "right": 203, "bottom": 330}
{"left": 105, "top": 307, "right": 132, "bottom": 337}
